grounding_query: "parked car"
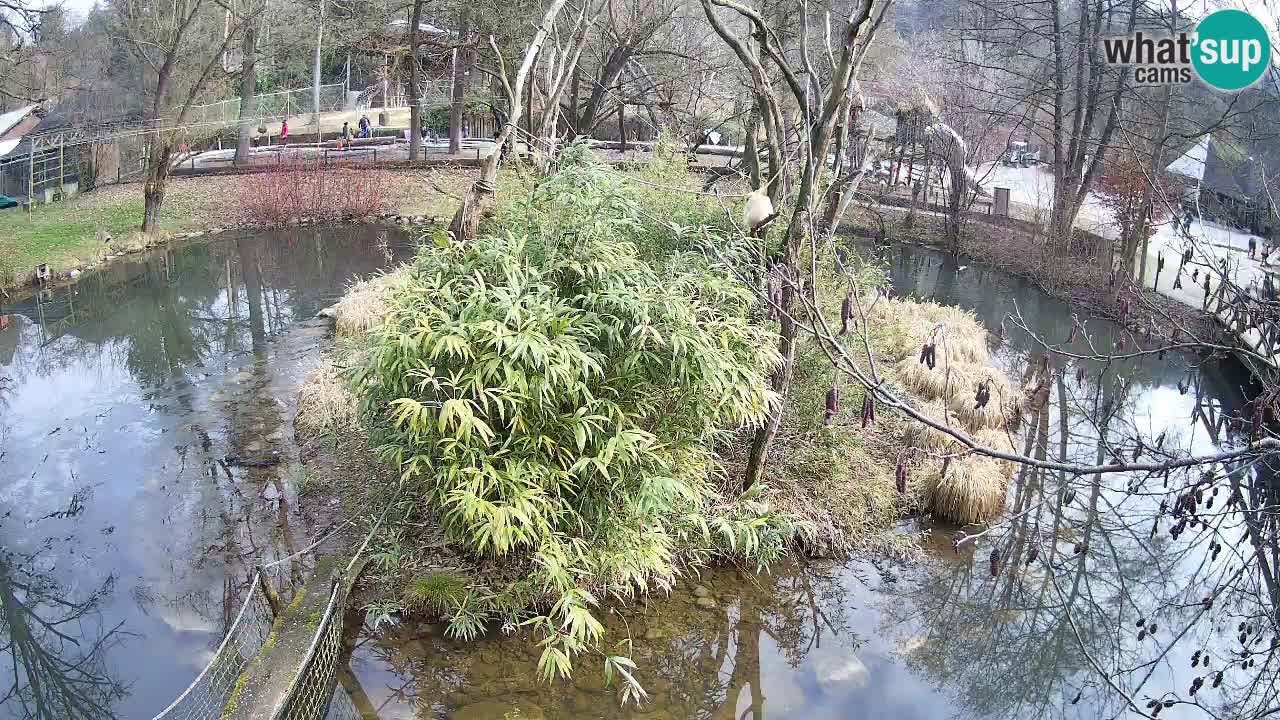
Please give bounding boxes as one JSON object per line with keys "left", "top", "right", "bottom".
{"left": 1002, "top": 141, "right": 1041, "bottom": 167}
{"left": 0, "top": 194, "right": 18, "bottom": 210}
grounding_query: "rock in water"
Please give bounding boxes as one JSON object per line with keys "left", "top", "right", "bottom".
{"left": 692, "top": 585, "right": 711, "bottom": 598}
{"left": 694, "top": 596, "right": 718, "bottom": 610}
{"left": 813, "top": 653, "right": 870, "bottom": 690}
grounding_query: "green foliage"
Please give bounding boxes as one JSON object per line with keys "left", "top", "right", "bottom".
{"left": 353, "top": 150, "right": 799, "bottom": 690}
{"left": 407, "top": 572, "right": 469, "bottom": 615}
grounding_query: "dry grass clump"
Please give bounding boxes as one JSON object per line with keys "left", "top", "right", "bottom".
{"left": 946, "top": 372, "right": 1015, "bottom": 432}
{"left": 919, "top": 455, "right": 1008, "bottom": 525}
{"left": 897, "top": 357, "right": 981, "bottom": 403}
{"left": 335, "top": 269, "right": 407, "bottom": 339}
{"left": 885, "top": 295, "right": 1018, "bottom": 525}
{"left": 900, "top": 401, "right": 963, "bottom": 453}
{"left": 295, "top": 360, "right": 360, "bottom": 438}
{"left": 869, "top": 298, "right": 992, "bottom": 364}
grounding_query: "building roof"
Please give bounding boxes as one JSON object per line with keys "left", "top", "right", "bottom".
{"left": 0, "top": 104, "right": 40, "bottom": 138}
{"left": 1165, "top": 138, "right": 1208, "bottom": 182}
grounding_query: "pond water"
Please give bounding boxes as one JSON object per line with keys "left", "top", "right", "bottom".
{"left": 340, "top": 241, "right": 1273, "bottom": 720}
{"left": 0, "top": 226, "right": 414, "bottom": 719}
{"left": 0, "top": 233, "right": 1270, "bottom": 720}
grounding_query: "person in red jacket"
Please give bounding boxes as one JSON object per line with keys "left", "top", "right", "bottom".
{"left": 280, "top": 119, "right": 289, "bottom": 141}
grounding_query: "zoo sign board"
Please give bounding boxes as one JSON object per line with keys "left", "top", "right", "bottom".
{"left": 1102, "top": 9, "right": 1273, "bottom": 91}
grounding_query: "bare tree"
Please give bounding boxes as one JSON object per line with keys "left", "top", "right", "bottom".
{"left": 701, "top": 0, "right": 889, "bottom": 488}
{"left": 116, "top": 0, "right": 248, "bottom": 233}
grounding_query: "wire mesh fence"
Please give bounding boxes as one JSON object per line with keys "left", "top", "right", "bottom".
{"left": 150, "top": 571, "right": 276, "bottom": 720}
{"left": 188, "top": 84, "right": 349, "bottom": 127}
{"left": 271, "top": 578, "right": 349, "bottom": 720}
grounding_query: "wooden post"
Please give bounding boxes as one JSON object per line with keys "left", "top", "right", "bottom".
{"left": 58, "top": 143, "right": 65, "bottom": 198}
{"left": 27, "top": 150, "right": 34, "bottom": 208}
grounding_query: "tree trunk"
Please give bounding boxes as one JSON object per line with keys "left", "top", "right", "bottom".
{"left": 448, "top": 0, "right": 569, "bottom": 243}
{"left": 743, "top": 106, "right": 760, "bottom": 187}
{"left": 142, "top": 141, "right": 173, "bottom": 234}
{"left": 312, "top": 0, "right": 324, "bottom": 133}
{"left": 234, "top": 20, "right": 258, "bottom": 165}
{"left": 448, "top": 5, "right": 471, "bottom": 154}
{"left": 408, "top": 0, "right": 423, "bottom": 161}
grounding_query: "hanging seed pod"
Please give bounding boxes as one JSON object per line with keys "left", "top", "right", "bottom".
{"left": 1156, "top": 430, "right": 1167, "bottom": 449}
{"left": 1213, "top": 671, "right": 1223, "bottom": 688}
{"left": 989, "top": 548, "right": 1001, "bottom": 577}
{"left": 823, "top": 386, "right": 840, "bottom": 427}
{"left": 895, "top": 460, "right": 908, "bottom": 496}
{"left": 840, "top": 293, "right": 853, "bottom": 336}
{"left": 1071, "top": 691, "right": 1082, "bottom": 705}
{"left": 860, "top": 394, "right": 875, "bottom": 428}
{"left": 1152, "top": 704, "right": 1162, "bottom": 717}
{"left": 1137, "top": 617, "right": 1146, "bottom": 628}
{"left": 1163, "top": 700, "right": 1175, "bottom": 709}
{"left": 975, "top": 380, "right": 991, "bottom": 410}
{"left": 919, "top": 342, "right": 931, "bottom": 365}
{"left": 1206, "top": 497, "right": 1214, "bottom": 510}
{"left": 1192, "top": 650, "right": 1202, "bottom": 667}
{"left": 1190, "top": 677, "right": 1203, "bottom": 696}
{"left": 1148, "top": 623, "right": 1157, "bottom": 634}
{"left": 1026, "top": 544, "right": 1039, "bottom": 565}
{"left": 1138, "top": 628, "right": 1147, "bottom": 641}
{"left": 1061, "top": 487, "right": 1076, "bottom": 506}
{"left": 1146, "top": 700, "right": 1159, "bottom": 709}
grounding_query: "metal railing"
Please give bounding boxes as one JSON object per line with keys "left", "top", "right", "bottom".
{"left": 147, "top": 570, "right": 276, "bottom": 720}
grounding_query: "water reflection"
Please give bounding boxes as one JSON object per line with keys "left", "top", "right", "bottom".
{"left": 347, "top": 242, "right": 1274, "bottom": 720}
{"left": 0, "top": 226, "right": 414, "bottom": 718}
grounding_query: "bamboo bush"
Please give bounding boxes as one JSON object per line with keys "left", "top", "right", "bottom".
{"left": 351, "top": 150, "right": 802, "bottom": 694}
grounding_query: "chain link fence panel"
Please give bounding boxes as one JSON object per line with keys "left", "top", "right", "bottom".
{"left": 150, "top": 572, "right": 275, "bottom": 720}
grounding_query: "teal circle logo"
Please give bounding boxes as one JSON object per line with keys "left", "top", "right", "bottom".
{"left": 1193, "top": 9, "right": 1271, "bottom": 91}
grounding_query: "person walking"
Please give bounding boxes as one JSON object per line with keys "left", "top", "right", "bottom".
{"left": 280, "top": 119, "right": 289, "bottom": 142}
{"left": 341, "top": 121, "right": 352, "bottom": 142}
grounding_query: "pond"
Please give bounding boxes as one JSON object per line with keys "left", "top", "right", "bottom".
{"left": 0, "top": 232, "right": 1270, "bottom": 719}
{"left": 0, "top": 225, "right": 414, "bottom": 719}
{"left": 340, "top": 241, "right": 1272, "bottom": 720}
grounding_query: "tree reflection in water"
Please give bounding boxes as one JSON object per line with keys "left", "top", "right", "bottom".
{"left": 0, "top": 490, "right": 129, "bottom": 719}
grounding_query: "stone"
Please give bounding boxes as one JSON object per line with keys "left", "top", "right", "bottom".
{"left": 691, "top": 585, "right": 711, "bottom": 598}
{"left": 245, "top": 441, "right": 264, "bottom": 453}
{"left": 694, "top": 597, "right": 717, "bottom": 610}
{"left": 452, "top": 700, "right": 544, "bottom": 720}
{"left": 69, "top": 269, "right": 81, "bottom": 279}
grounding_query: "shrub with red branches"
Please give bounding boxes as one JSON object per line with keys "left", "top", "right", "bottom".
{"left": 235, "top": 157, "right": 391, "bottom": 226}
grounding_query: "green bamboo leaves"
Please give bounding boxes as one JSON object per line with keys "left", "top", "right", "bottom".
{"left": 350, "top": 149, "right": 798, "bottom": 693}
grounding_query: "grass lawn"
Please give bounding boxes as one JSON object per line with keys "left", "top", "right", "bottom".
{"left": 0, "top": 168, "right": 471, "bottom": 292}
